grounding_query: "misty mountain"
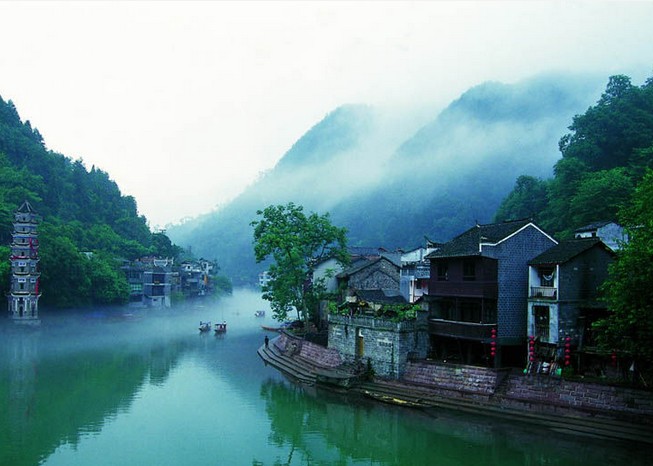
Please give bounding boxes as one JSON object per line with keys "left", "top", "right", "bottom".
{"left": 168, "top": 73, "right": 606, "bottom": 285}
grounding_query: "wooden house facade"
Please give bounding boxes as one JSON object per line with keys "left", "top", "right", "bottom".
{"left": 425, "top": 219, "right": 557, "bottom": 367}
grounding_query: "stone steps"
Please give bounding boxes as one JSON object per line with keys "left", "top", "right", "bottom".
{"left": 257, "top": 337, "right": 653, "bottom": 445}
{"left": 257, "top": 342, "right": 316, "bottom": 385}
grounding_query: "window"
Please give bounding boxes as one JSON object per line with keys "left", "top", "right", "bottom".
{"left": 482, "top": 302, "right": 497, "bottom": 324}
{"left": 534, "top": 305, "right": 550, "bottom": 339}
{"left": 463, "top": 260, "right": 476, "bottom": 281}
{"left": 437, "top": 262, "right": 448, "bottom": 281}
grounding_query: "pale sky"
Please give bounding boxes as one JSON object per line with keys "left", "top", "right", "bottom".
{"left": 1, "top": 1, "right": 652, "bottom": 228}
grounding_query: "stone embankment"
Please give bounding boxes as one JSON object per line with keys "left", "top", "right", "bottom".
{"left": 257, "top": 332, "right": 653, "bottom": 445}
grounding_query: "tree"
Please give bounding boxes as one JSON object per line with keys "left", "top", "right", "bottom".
{"left": 251, "top": 202, "right": 349, "bottom": 323}
{"left": 38, "top": 225, "right": 92, "bottom": 308}
{"left": 494, "top": 175, "right": 549, "bottom": 223}
{"left": 86, "top": 253, "right": 130, "bottom": 305}
{"left": 568, "top": 168, "right": 634, "bottom": 226}
{"left": 596, "top": 170, "right": 653, "bottom": 381}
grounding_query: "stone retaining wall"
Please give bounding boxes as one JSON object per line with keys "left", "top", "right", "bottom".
{"left": 275, "top": 334, "right": 653, "bottom": 421}
{"left": 402, "top": 360, "right": 653, "bottom": 420}
{"left": 275, "top": 331, "right": 342, "bottom": 367}
{"left": 403, "top": 361, "right": 503, "bottom": 395}
{"left": 501, "top": 374, "right": 653, "bottom": 419}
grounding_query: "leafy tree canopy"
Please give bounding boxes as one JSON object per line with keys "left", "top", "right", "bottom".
{"left": 251, "top": 202, "right": 349, "bottom": 323}
{"left": 0, "top": 95, "right": 183, "bottom": 307}
{"left": 495, "top": 73, "right": 653, "bottom": 237}
{"left": 596, "top": 170, "right": 653, "bottom": 372}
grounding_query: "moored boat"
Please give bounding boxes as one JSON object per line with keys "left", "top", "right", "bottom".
{"left": 261, "top": 325, "right": 281, "bottom": 332}
{"left": 254, "top": 310, "right": 265, "bottom": 317}
{"left": 214, "top": 322, "right": 227, "bottom": 333}
{"left": 199, "top": 321, "right": 211, "bottom": 333}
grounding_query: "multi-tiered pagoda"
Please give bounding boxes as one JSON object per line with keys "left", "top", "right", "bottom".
{"left": 8, "top": 201, "right": 42, "bottom": 324}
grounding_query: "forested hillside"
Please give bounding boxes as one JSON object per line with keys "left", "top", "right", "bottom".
{"left": 493, "top": 73, "right": 653, "bottom": 373}
{"left": 495, "top": 74, "right": 653, "bottom": 236}
{"left": 0, "top": 96, "right": 181, "bottom": 307}
{"left": 168, "top": 73, "right": 606, "bottom": 285}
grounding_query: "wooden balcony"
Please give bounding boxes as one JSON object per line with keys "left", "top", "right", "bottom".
{"left": 429, "top": 280, "right": 498, "bottom": 299}
{"left": 428, "top": 319, "right": 497, "bottom": 341}
{"left": 530, "top": 286, "right": 557, "bottom": 299}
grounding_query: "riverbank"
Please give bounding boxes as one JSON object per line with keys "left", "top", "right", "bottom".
{"left": 258, "top": 332, "right": 653, "bottom": 445}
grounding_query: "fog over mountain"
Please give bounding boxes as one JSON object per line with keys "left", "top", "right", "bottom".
{"left": 168, "top": 73, "right": 606, "bottom": 285}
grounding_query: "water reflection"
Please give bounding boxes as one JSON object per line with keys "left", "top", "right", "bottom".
{"left": 1, "top": 289, "right": 649, "bottom": 466}
{"left": 0, "top": 309, "right": 195, "bottom": 466}
{"left": 260, "top": 378, "right": 651, "bottom": 466}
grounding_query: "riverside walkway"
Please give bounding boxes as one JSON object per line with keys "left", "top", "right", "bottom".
{"left": 257, "top": 335, "right": 653, "bottom": 445}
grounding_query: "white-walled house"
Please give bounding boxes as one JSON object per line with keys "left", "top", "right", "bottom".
{"left": 574, "top": 221, "right": 627, "bottom": 251}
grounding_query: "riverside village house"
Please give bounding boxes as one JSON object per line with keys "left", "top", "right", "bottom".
{"left": 325, "top": 219, "right": 619, "bottom": 379}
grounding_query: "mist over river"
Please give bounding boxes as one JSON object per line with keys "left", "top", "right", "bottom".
{"left": 0, "top": 289, "right": 648, "bottom": 466}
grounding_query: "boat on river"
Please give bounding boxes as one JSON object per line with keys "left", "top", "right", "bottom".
{"left": 255, "top": 310, "right": 265, "bottom": 317}
{"left": 214, "top": 322, "right": 227, "bottom": 333}
{"left": 199, "top": 321, "right": 211, "bottom": 333}
{"left": 261, "top": 321, "right": 301, "bottom": 332}
{"left": 261, "top": 325, "right": 281, "bottom": 332}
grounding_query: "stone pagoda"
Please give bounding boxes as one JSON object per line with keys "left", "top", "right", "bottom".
{"left": 8, "top": 201, "right": 42, "bottom": 324}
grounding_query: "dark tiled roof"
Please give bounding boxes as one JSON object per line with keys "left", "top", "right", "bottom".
{"left": 355, "top": 289, "right": 406, "bottom": 305}
{"left": 425, "top": 219, "right": 534, "bottom": 259}
{"left": 575, "top": 220, "right": 613, "bottom": 233}
{"left": 348, "top": 246, "right": 387, "bottom": 258}
{"left": 337, "top": 255, "right": 401, "bottom": 278}
{"left": 529, "top": 238, "right": 613, "bottom": 265}
{"left": 18, "top": 200, "right": 35, "bottom": 213}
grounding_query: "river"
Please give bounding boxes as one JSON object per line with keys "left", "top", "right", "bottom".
{"left": 0, "top": 289, "right": 648, "bottom": 466}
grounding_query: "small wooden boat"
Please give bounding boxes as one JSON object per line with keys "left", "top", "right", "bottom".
{"left": 214, "top": 322, "right": 227, "bottom": 333}
{"left": 261, "top": 322, "right": 296, "bottom": 332}
{"left": 255, "top": 310, "right": 265, "bottom": 317}
{"left": 361, "top": 389, "right": 426, "bottom": 408}
{"left": 199, "top": 321, "right": 211, "bottom": 333}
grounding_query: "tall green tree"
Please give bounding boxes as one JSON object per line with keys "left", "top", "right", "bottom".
{"left": 596, "top": 170, "right": 653, "bottom": 379}
{"left": 494, "top": 175, "right": 550, "bottom": 223}
{"left": 497, "top": 73, "right": 653, "bottom": 237}
{"left": 251, "top": 202, "right": 349, "bottom": 323}
{"left": 87, "top": 253, "right": 130, "bottom": 305}
{"left": 568, "top": 168, "right": 634, "bottom": 226}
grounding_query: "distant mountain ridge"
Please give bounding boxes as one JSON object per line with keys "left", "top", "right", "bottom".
{"left": 168, "top": 73, "right": 606, "bottom": 285}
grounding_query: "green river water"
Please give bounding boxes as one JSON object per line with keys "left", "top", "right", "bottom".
{"left": 0, "top": 289, "right": 649, "bottom": 466}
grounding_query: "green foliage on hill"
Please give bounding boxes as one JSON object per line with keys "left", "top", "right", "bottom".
{"left": 495, "top": 73, "right": 653, "bottom": 375}
{"left": 169, "top": 74, "right": 603, "bottom": 285}
{"left": 0, "top": 95, "right": 181, "bottom": 308}
{"left": 495, "top": 74, "right": 653, "bottom": 237}
{"left": 596, "top": 170, "right": 653, "bottom": 373}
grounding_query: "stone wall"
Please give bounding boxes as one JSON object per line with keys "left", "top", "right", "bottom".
{"left": 501, "top": 374, "right": 653, "bottom": 419}
{"left": 275, "top": 331, "right": 342, "bottom": 367}
{"left": 401, "top": 360, "right": 653, "bottom": 420}
{"left": 328, "top": 315, "right": 429, "bottom": 378}
{"left": 403, "top": 360, "right": 505, "bottom": 396}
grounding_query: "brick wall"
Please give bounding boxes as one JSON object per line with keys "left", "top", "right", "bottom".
{"left": 275, "top": 331, "right": 342, "bottom": 367}
{"left": 502, "top": 374, "right": 653, "bottom": 418}
{"left": 402, "top": 361, "right": 502, "bottom": 396}
{"left": 401, "top": 361, "right": 653, "bottom": 419}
